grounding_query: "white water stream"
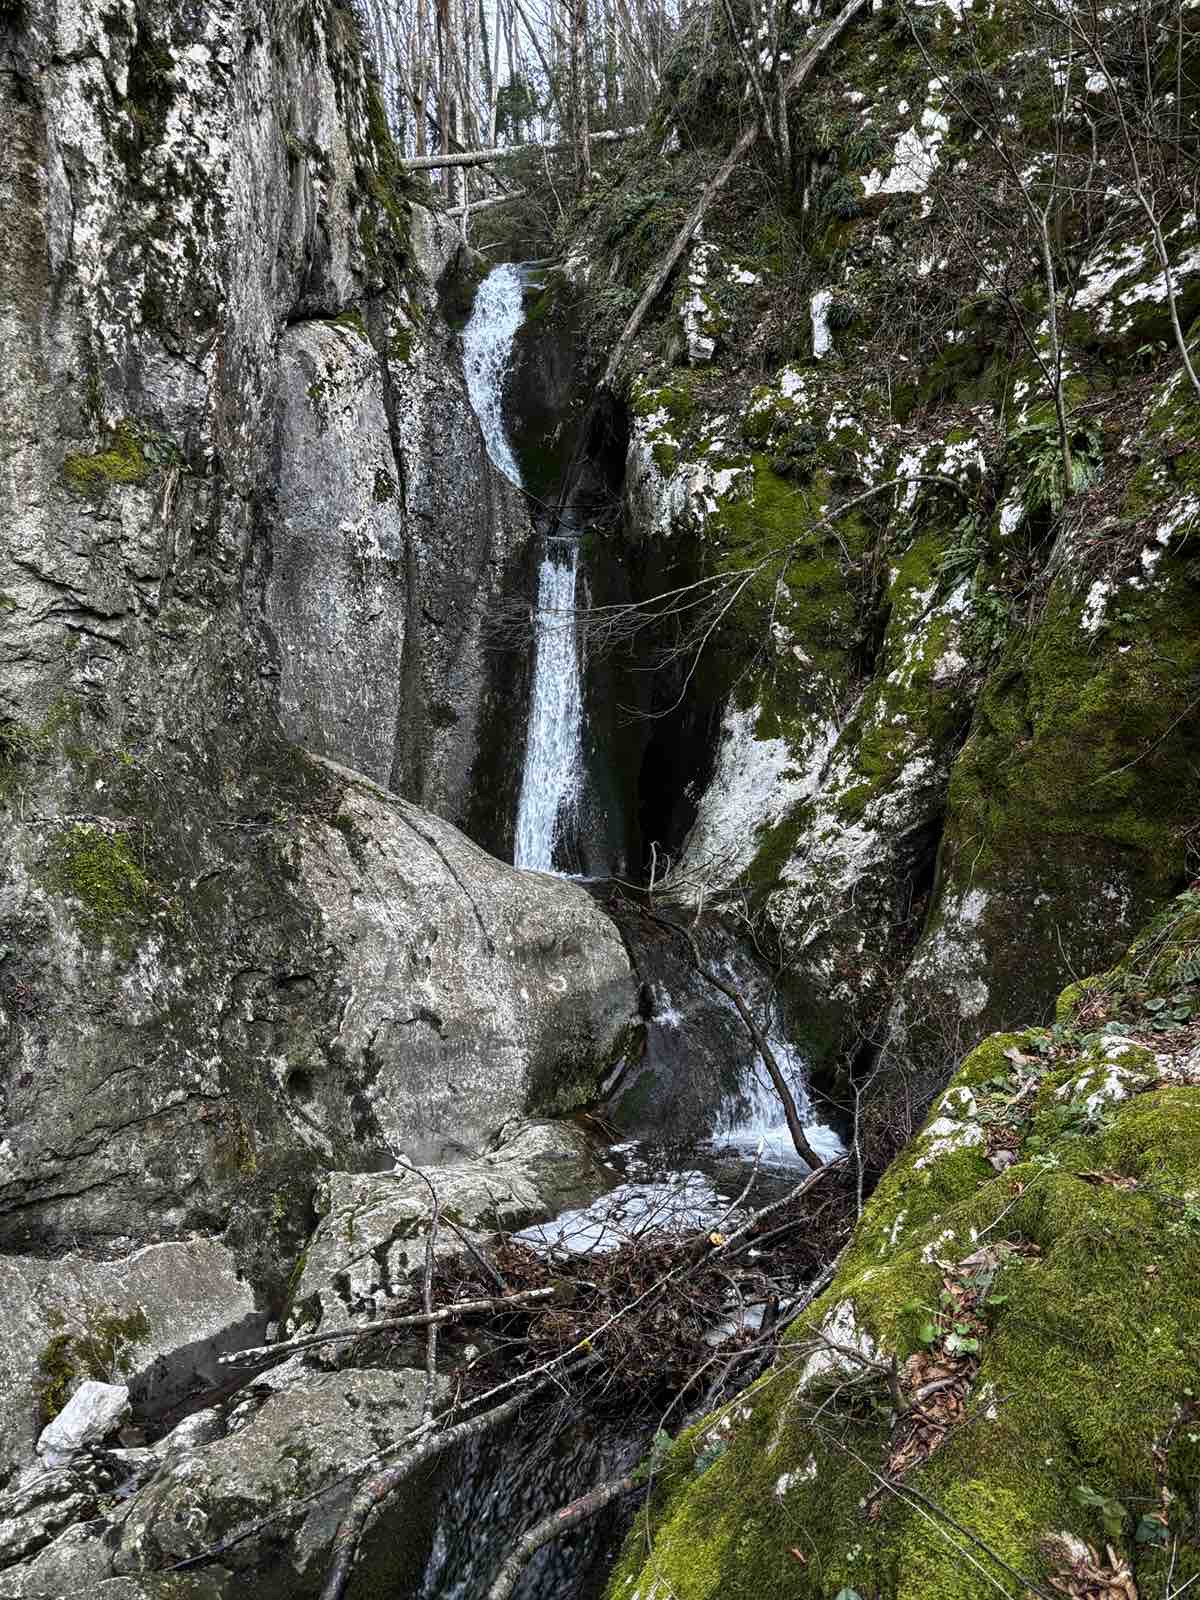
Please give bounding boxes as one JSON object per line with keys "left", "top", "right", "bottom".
{"left": 715, "top": 1014, "right": 846, "bottom": 1167}
{"left": 462, "top": 262, "right": 584, "bottom": 873}
{"left": 463, "top": 262, "right": 527, "bottom": 485}
{"left": 513, "top": 541, "right": 583, "bottom": 870}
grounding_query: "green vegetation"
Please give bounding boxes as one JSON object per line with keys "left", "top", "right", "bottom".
{"left": 35, "top": 1303, "right": 151, "bottom": 1425}
{"left": 44, "top": 823, "right": 153, "bottom": 949}
{"left": 328, "top": 307, "right": 369, "bottom": 339}
{"left": 62, "top": 421, "right": 151, "bottom": 493}
{"left": 610, "top": 896, "right": 1200, "bottom": 1598}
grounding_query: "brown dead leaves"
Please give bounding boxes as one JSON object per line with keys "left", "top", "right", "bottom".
{"left": 1038, "top": 1533, "right": 1138, "bottom": 1600}
{"left": 880, "top": 1350, "right": 974, "bottom": 1485}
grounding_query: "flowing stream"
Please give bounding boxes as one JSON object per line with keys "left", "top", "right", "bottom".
{"left": 463, "top": 263, "right": 527, "bottom": 485}
{"left": 435, "top": 268, "right": 842, "bottom": 1600}
{"left": 462, "top": 263, "right": 585, "bottom": 873}
{"left": 714, "top": 995, "right": 847, "bottom": 1167}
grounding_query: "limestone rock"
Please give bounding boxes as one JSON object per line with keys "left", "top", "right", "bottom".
{"left": 37, "top": 1381, "right": 130, "bottom": 1469}
{"left": 288, "top": 1119, "right": 614, "bottom": 1330}
{"left": 111, "top": 1366, "right": 440, "bottom": 1588}
{"left": 0, "top": 1239, "right": 257, "bottom": 1477}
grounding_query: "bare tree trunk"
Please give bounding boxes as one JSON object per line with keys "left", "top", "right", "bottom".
{"left": 1037, "top": 211, "right": 1074, "bottom": 491}
{"left": 602, "top": 0, "right": 618, "bottom": 118}
{"left": 448, "top": 188, "right": 528, "bottom": 216}
{"left": 569, "top": 0, "right": 593, "bottom": 186}
{"left": 776, "top": 67, "right": 793, "bottom": 189}
{"left": 437, "top": 0, "right": 452, "bottom": 195}
{"left": 414, "top": 0, "right": 430, "bottom": 156}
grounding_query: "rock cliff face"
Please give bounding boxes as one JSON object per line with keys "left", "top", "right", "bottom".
{"left": 554, "top": 10, "right": 1200, "bottom": 1150}
{"left": 0, "top": 0, "right": 637, "bottom": 1544}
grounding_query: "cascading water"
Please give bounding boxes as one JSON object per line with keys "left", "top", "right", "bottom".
{"left": 513, "top": 540, "right": 584, "bottom": 870}
{"left": 462, "top": 262, "right": 585, "bottom": 873}
{"left": 462, "top": 263, "right": 527, "bottom": 486}
{"left": 716, "top": 1009, "right": 846, "bottom": 1167}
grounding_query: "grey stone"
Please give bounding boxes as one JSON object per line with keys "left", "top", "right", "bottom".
{"left": 36, "top": 1382, "right": 130, "bottom": 1468}
{"left": 111, "top": 1366, "right": 441, "bottom": 1592}
{"left": 0, "top": 1239, "right": 256, "bottom": 1476}
{"left": 288, "top": 1119, "right": 615, "bottom": 1331}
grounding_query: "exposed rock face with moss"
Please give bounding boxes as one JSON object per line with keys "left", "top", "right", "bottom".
{"left": 0, "top": 0, "right": 639, "bottom": 1570}
{"left": 609, "top": 893, "right": 1200, "bottom": 1599}
{"left": 0, "top": 1122, "right": 621, "bottom": 1597}
{"left": 2, "top": 0, "right": 1199, "bottom": 1587}
{"left": 561, "top": 1, "right": 1200, "bottom": 1136}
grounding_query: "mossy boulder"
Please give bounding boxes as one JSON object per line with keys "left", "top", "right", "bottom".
{"left": 609, "top": 897, "right": 1200, "bottom": 1598}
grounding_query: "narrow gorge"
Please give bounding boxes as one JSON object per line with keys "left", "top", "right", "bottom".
{"left": 1, "top": 0, "right": 1199, "bottom": 1594}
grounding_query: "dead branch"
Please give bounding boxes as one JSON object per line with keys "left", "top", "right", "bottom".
{"left": 634, "top": 903, "right": 826, "bottom": 1168}
{"left": 445, "top": 188, "right": 528, "bottom": 216}
{"left": 400, "top": 124, "right": 641, "bottom": 169}
{"left": 319, "top": 1376, "right": 557, "bottom": 1600}
{"left": 484, "top": 1475, "right": 639, "bottom": 1600}
{"left": 218, "top": 1286, "right": 559, "bottom": 1366}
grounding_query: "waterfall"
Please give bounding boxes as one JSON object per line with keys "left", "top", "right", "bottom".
{"left": 461, "top": 262, "right": 585, "bottom": 875}
{"left": 717, "top": 1001, "right": 846, "bottom": 1167}
{"left": 462, "top": 262, "right": 527, "bottom": 486}
{"left": 513, "top": 541, "right": 584, "bottom": 871}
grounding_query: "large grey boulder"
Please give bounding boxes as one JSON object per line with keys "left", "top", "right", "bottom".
{"left": 0, "top": 763, "right": 635, "bottom": 1259}
{"left": 296, "top": 770, "right": 635, "bottom": 1166}
{"left": 0, "top": 1366, "right": 439, "bottom": 1599}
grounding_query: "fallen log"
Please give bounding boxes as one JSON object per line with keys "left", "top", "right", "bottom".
{"left": 400, "top": 125, "right": 642, "bottom": 171}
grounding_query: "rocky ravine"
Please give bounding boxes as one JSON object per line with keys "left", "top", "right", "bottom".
{"left": 529, "top": 0, "right": 1200, "bottom": 1156}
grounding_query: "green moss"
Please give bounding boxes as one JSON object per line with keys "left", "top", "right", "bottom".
{"left": 44, "top": 823, "right": 153, "bottom": 949}
{"left": 610, "top": 907, "right": 1200, "bottom": 1600}
{"left": 373, "top": 467, "right": 395, "bottom": 503}
{"left": 34, "top": 1304, "right": 151, "bottom": 1425}
{"left": 327, "top": 307, "right": 368, "bottom": 339}
{"left": 921, "top": 530, "right": 1200, "bottom": 1031}
{"left": 62, "top": 421, "right": 151, "bottom": 493}
{"left": 357, "top": 74, "right": 415, "bottom": 286}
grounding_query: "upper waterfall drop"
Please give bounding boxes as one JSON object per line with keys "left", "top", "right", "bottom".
{"left": 462, "top": 262, "right": 527, "bottom": 486}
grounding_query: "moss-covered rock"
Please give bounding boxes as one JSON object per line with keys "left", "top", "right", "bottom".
{"left": 610, "top": 898, "right": 1200, "bottom": 1598}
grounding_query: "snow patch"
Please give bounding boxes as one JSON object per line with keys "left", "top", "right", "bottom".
{"left": 811, "top": 288, "right": 834, "bottom": 358}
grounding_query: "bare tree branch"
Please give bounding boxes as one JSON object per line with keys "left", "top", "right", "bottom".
{"left": 484, "top": 1475, "right": 639, "bottom": 1599}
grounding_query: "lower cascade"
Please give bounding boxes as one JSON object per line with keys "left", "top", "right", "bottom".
{"left": 513, "top": 537, "right": 584, "bottom": 871}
